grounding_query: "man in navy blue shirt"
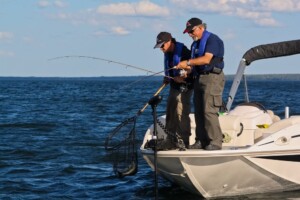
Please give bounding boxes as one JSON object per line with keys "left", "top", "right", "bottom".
{"left": 154, "top": 32, "right": 193, "bottom": 148}
{"left": 176, "top": 18, "right": 225, "bottom": 150}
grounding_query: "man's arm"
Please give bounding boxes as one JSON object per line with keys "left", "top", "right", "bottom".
{"left": 176, "top": 52, "right": 213, "bottom": 70}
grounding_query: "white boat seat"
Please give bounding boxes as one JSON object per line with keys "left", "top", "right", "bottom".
{"left": 266, "top": 110, "right": 280, "bottom": 123}
{"left": 255, "top": 116, "right": 300, "bottom": 141}
{"left": 220, "top": 106, "right": 275, "bottom": 146}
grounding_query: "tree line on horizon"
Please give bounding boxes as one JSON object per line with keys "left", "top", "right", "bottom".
{"left": 1, "top": 74, "right": 300, "bottom": 81}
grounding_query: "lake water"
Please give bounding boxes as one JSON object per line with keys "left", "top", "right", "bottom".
{"left": 1, "top": 77, "right": 300, "bottom": 200}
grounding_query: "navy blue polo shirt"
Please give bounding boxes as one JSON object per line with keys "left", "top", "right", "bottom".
{"left": 205, "top": 33, "right": 224, "bottom": 69}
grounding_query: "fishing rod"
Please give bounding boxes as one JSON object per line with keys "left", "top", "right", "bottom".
{"left": 48, "top": 55, "right": 175, "bottom": 79}
{"left": 48, "top": 55, "right": 179, "bottom": 95}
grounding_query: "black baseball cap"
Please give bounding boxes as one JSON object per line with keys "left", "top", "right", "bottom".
{"left": 183, "top": 18, "right": 202, "bottom": 34}
{"left": 154, "top": 32, "right": 172, "bottom": 48}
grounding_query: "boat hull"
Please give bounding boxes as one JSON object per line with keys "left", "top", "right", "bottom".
{"left": 141, "top": 109, "right": 300, "bottom": 198}
{"left": 141, "top": 149, "right": 300, "bottom": 198}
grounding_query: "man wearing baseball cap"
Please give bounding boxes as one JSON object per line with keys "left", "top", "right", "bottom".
{"left": 177, "top": 17, "right": 225, "bottom": 150}
{"left": 154, "top": 31, "right": 193, "bottom": 149}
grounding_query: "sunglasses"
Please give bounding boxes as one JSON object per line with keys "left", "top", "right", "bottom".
{"left": 160, "top": 40, "right": 171, "bottom": 49}
{"left": 188, "top": 26, "right": 199, "bottom": 34}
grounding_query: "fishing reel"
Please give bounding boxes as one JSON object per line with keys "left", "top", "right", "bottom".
{"left": 179, "top": 84, "right": 188, "bottom": 93}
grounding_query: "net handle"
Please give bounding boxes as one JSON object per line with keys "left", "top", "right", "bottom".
{"left": 138, "top": 83, "right": 167, "bottom": 114}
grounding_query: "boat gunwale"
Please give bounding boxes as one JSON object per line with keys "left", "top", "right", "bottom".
{"left": 140, "top": 148, "right": 300, "bottom": 158}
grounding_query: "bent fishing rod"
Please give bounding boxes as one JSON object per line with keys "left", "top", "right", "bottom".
{"left": 48, "top": 55, "right": 176, "bottom": 80}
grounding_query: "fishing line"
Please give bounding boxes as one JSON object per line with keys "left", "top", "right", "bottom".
{"left": 48, "top": 55, "right": 177, "bottom": 94}
{"left": 48, "top": 55, "right": 181, "bottom": 113}
{"left": 48, "top": 55, "right": 175, "bottom": 79}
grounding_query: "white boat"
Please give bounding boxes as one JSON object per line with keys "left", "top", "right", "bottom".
{"left": 140, "top": 39, "right": 300, "bottom": 198}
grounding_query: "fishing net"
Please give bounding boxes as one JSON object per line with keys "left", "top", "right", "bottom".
{"left": 104, "top": 83, "right": 167, "bottom": 178}
{"left": 105, "top": 116, "right": 138, "bottom": 178}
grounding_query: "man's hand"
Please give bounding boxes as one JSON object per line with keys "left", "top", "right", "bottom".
{"left": 163, "top": 77, "right": 170, "bottom": 84}
{"left": 179, "top": 69, "right": 192, "bottom": 78}
{"left": 176, "top": 60, "right": 191, "bottom": 70}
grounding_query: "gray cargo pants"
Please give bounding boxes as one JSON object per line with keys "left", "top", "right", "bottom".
{"left": 165, "top": 86, "right": 193, "bottom": 146}
{"left": 193, "top": 71, "right": 225, "bottom": 147}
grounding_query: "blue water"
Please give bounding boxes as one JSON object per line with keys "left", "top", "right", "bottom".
{"left": 1, "top": 77, "right": 300, "bottom": 200}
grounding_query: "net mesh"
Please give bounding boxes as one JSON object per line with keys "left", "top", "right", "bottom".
{"left": 105, "top": 116, "right": 138, "bottom": 178}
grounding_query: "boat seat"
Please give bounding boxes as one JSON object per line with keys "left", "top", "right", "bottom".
{"left": 219, "top": 114, "right": 243, "bottom": 145}
{"left": 255, "top": 116, "right": 300, "bottom": 142}
{"left": 219, "top": 114, "right": 241, "bottom": 131}
{"left": 266, "top": 110, "right": 281, "bottom": 123}
{"left": 252, "top": 110, "right": 280, "bottom": 140}
{"left": 220, "top": 106, "right": 276, "bottom": 146}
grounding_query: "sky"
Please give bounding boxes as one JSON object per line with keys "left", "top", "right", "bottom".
{"left": 1, "top": 0, "right": 300, "bottom": 77}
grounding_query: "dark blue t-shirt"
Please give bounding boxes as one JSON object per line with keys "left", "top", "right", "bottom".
{"left": 205, "top": 33, "right": 224, "bottom": 69}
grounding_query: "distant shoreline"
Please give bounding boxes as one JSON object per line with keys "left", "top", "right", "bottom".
{"left": 1, "top": 74, "right": 300, "bottom": 81}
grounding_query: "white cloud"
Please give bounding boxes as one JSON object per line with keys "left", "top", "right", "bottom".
{"left": 259, "top": 0, "right": 300, "bottom": 12}
{"left": 169, "top": 1, "right": 248, "bottom": 16}
{"left": 0, "top": 50, "right": 14, "bottom": 57}
{"left": 48, "top": 8, "right": 98, "bottom": 26}
{"left": 93, "top": 31, "right": 105, "bottom": 37}
{"left": 97, "top": 0, "right": 170, "bottom": 17}
{"left": 0, "top": 32, "right": 13, "bottom": 40}
{"left": 111, "top": 26, "right": 130, "bottom": 35}
{"left": 88, "top": 18, "right": 100, "bottom": 26}
{"left": 54, "top": 1, "right": 67, "bottom": 8}
{"left": 235, "top": 8, "right": 280, "bottom": 26}
{"left": 170, "top": 0, "right": 256, "bottom": 12}
{"left": 255, "top": 17, "right": 278, "bottom": 26}
{"left": 22, "top": 36, "right": 34, "bottom": 43}
{"left": 37, "top": 0, "right": 51, "bottom": 8}
{"left": 41, "top": 0, "right": 294, "bottom": 37}
{"left": 55, "top": 13, "right": 70, "bottom": 20}
{"left": 93, "top": 27, "right": 130, "bottom": 37}
{"left": 169, "top": 0, "right": 281, "bottom": 26}
{"left": 223, "top": 29, "right": 236, "bottom": 40}
{"left": 49, "top": 12, "right": 85, "bottom": 26}
{"left": 37, "top": 0, "right": 67, "bottom": 8}
{"left": 97, "top": 3, "right": 135, "bottom": 15}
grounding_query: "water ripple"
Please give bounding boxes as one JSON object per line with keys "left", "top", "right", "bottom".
{"left": 1, "top": 78, "right": 300, "bottom": 199}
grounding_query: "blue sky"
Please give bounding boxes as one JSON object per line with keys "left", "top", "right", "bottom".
{"left": 1, "top": 0, "right": 300, "bottom": 77}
